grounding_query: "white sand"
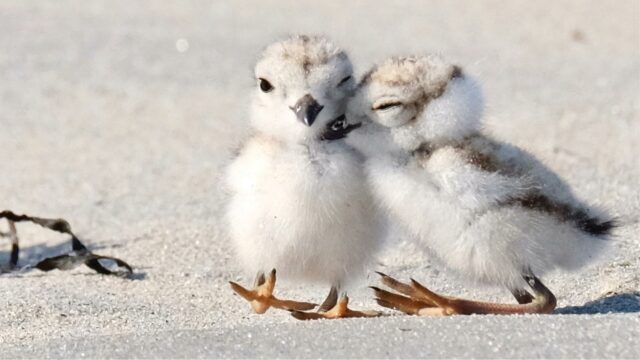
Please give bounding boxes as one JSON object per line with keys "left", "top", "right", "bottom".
{"left": 0, "top": 0, "right": 638, "bottom": 358}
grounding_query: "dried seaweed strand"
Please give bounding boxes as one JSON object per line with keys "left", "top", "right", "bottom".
{"left": 0, "top": 210, "right": 133, "bottom": 277}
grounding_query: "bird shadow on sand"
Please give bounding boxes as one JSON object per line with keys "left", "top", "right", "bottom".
{"left": 556, "top": 292, "right": 640, "bottom": 314}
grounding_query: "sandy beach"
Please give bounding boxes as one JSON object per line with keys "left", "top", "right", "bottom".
{"left": 1, "top": 0, "right": 639, "bottom": 358}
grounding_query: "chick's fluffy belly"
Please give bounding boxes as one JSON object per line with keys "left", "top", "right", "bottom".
{"left": 227, "top": 137, "right": 378, "bottom": 286}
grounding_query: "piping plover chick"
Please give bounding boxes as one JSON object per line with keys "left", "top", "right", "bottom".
{"left": 347, "top": 55, "right": 615, "bottom": 315}
{"left": 226, "top": 35, "right": 381, "bottom": 319}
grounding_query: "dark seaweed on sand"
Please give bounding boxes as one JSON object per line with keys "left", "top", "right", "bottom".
{"left": 0, "top": 210, "right": 133, "bottom": 277}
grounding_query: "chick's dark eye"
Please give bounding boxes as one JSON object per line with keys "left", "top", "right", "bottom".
{"left": 258, "top": 78, "right": 274, "bottom": 93}
{"left": 338, "top": 75, "right": 352, "bottom": 87}
{"left": 373, "top": 101, "right": 403, "bottom": 111}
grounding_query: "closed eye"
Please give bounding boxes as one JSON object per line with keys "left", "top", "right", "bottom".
{"left": 372, "top": 101, "right": 403, "bottom": 111}
{"left": 338, "top": 75, "right": 352, "bottom": 87}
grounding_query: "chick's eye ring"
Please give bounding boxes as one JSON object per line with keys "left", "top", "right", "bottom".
{"left": 331, "top": 121, "right": 344, "bottom": 131}
{"left": 331, "top": 119, "right": 346, "bottom": 131}
{"left": 258, "top": 78, "right": 274, "bottom": 93}
{"left": 372, "top": 101, "right": 403, "bottom": 111}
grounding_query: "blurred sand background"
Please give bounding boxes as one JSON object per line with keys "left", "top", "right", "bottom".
{"left": 0, "top": 0, "right": 638, "bottom": 358}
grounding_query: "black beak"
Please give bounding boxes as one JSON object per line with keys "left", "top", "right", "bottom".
{"left": 290, "top": 94, "right": 324, "bottom": 126}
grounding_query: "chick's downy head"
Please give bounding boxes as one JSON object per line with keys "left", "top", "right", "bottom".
{"left": 348, "top": 55, "right": 484, "bottom": 151}
{"left": 251, "top": 35, "right": 355, "bottom": 144}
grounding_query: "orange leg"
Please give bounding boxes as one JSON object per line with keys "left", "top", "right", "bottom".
{"left": 373, "top": 272, "right": 556, "bottom": 316}
{"left": 229, "top": 269, "right": 316, "bottom": 314}
{"left": 291, "top": 292, "right": 381, "bottom": 320}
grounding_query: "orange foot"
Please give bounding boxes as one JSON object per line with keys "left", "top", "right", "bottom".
{"left": 291, "top": 294, "right": 381, "bottom": 320}
{"left": 229, "top": 269, "right": 316, "bottom": 314}
{"left": 373, "top": 272, "right": 556, "bottom": 316}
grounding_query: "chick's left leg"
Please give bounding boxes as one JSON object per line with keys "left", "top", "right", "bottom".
{"left": 229, "top": 269, "right": 316, "bottom": 314}
{"left": 291, "top": 286, "right": 381, "bottom": 320}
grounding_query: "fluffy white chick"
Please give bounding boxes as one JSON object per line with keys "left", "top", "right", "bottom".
{"left": 347, "top": 55, "right": 615, "bottom": 315}
{"left": 226, "top": 35, "right": 380, "bottom": 319}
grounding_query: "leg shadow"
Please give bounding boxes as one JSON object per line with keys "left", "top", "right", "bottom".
{"left": 556, "top": 292, "right": 640, "bottom": 314}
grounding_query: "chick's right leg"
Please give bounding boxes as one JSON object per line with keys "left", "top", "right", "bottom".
{"left": 372, "top": 272, "right": 556, "bottom": 316}
{"left": 229, "top": 269, "right": 316, "bottom": 314}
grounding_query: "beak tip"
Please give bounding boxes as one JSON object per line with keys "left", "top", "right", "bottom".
{"left": 303, "top": 115, "right": 316, "bottom": 127}
{"left": 292, "top": 95, "right": 323, "bottom": 127}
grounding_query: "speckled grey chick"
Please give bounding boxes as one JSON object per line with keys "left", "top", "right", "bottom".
{"left": 347, "top": 55, "right": 615, "bottom": 315}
